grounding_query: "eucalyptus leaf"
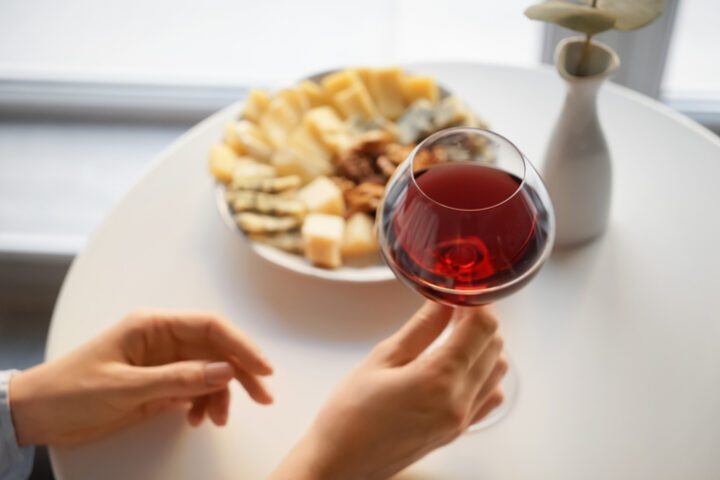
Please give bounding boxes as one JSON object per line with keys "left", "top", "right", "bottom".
{"left": 525, "top": 2, "right": 617, "bottom": 35}
{"left": 597, "top": 0, "right": 662, "bottom": 30}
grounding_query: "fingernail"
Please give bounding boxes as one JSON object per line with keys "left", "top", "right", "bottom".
{"left": 204, "top": 362, "right": 234, "bottom": 387}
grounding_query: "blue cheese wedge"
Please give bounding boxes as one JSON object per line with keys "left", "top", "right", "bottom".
{"left": 396, "top": 99, "right": 435, "bottom": 144}
{"left": 235, "top": 212, "right": 300, "bottom": 234}
{"left": 230, "top": 175, "right": 302, "bottom": 193}
{"left": 248, "top": 232, "right": 304, "bottom": 253}
{"left": 228, "top": 191, "right": 307, "bottom": 217}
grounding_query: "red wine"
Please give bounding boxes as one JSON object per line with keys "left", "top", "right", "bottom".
{"left": 381, "top": 162, "right": 550, "bottom": 305}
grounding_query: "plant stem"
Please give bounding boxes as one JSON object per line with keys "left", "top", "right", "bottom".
{"left": 576, "top": 0, "right": 597, "bottom": 76}
{"left": 576, "top": 33, "right": 593, "bottom": 76}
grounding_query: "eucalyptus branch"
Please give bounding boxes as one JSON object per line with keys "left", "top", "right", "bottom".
{"left": 524, "top": 0, "right": 663, "bottom": 76}
{"left": 576, "top": 1, "right": 598, "bottom": 77}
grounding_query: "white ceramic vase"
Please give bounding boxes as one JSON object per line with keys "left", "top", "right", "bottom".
{"left": 542, "top": 37, "right": 620, "bottom": 248}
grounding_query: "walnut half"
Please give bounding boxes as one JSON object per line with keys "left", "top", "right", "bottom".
{"left": 345, "top": 182, "right": 386, "bottom": 217}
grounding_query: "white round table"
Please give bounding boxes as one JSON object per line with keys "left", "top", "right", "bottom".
{"left": 46, "top": 62, "right": 720, "bottom": 479}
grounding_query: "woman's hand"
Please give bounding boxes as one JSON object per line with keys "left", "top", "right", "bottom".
{"left": 269, "top": 301, "right": 507, "bottom": 480}
{"left": 10, "top": 310, "right": 273, "bottom": 447}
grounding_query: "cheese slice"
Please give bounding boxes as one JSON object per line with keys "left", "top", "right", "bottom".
{"left": 259, "top": 97, "right": 300, "bottom": 149}
{"left": 234, "top": 120, "right": 273, "bottom": 162}
{"left": 209, "top": 143, "right": 239, "bottom": 183}
{"left": 286, "top": 125, "right": 332, "bottom": 165}
{"left": 402, "top": 75, "right": 439, "bottom": 105}
{"left": 354, "top": 67, "right": 374, "bottom": 89}
{"left": 224, "top": 122, "right": 247, "bottom": 155}
{"left": 342, "top": 212, "right": 379, "bottom": 255}
{"left": 242, "top": 89, "right": 271, "bottom": 122}
{"left": 271, "top": 147, "right": 332, "bottom": 183}
{"left": 231, "top": 158, "right": 277, "bottom": 184}
{"left": 368, "top": 68, "right": 406, "bottom": 120}
{"left": 296, "top": 176, "right": 345, "bottom": 216}
{"left": 321, "top": 69, "right": 361, "bottom": 98}
{"left": 334, "top": 80, "right": 377, "bottom": 119}
{"left": 277, "top": 88, "right": 310, "bottom": 117}
{"left": 302, "top": 213, "right": 345, "bottom": 269}
{"left": 298, "top": 80, "right": 326, "bottom": 108}
{"left": 303, "top": 106, "right": 353, "bottom": 153}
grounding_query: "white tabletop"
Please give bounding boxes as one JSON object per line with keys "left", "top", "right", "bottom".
{"left": 46, "top": 62, "right": 720, "bottom": 479}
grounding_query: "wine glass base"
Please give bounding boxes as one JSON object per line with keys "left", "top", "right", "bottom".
{"left": 466, "top": 354, "right": 519, "bottom": 432}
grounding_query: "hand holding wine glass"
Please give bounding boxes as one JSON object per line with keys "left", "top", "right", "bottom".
{"left": 269, "top": 301, "right": 506, "bottom": 480}
{"left": 377, "top": 127, "right": 555, "bottom": 428}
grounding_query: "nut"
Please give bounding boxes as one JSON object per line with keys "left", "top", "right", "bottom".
{"left": 352, "top": 129, "right": 394, "bottom": 156}
{"left": 384, "top": 143, "right": 415, "bottom": 165}
{"left": 376, "top": 155, "right": 398, "bottom": 177}
{"left": 345, "top": 182, "right": 385, "bottom": 216}
{"left": 329, "top": 176, "right": 356, "bottom": 194}
{"left": 335, "top": 151, "right": 376, "bottom": 183}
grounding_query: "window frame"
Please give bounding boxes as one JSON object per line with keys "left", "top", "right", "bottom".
{"left": 1, "top": 0, "right": 717, "bottom": 135}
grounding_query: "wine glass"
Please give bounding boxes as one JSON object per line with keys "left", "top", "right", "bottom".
{"left": 377, "top": 127, "right": 555, "bottom": 429}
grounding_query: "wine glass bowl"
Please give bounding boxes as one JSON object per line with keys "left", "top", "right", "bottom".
{"left": 378, "top": 127, "right": 555, "bottom": 306}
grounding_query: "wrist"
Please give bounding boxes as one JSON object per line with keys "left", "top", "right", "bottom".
{"left": 268, "top": 430, "right": 345, "bottom": 480}
{"left": 9, "top": 367, "right": 46, "bottom": 446}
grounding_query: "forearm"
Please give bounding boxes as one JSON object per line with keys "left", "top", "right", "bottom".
{"left": 268, "top": 432, "right": 344, "bottom": 480}
{"left": 0, "top": 370, "right": 35, "bottom": 479}
{"left": 8, "top": 364, "right": 54, "bottom": 447}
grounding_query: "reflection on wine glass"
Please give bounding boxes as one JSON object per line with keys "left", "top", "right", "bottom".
{"left": 378, "top": 127, "right": 555, "bottom": 429}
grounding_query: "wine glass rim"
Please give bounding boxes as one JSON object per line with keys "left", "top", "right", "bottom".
{"left": 409, "top": 127, "right": 528, "bottom": 213}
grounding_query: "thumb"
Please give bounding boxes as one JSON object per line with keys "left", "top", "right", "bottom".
{"left": 133, "top": 360, "right": 234, "bottom": 401}
{"left": 380, "top": 301, "right": 454, "bottom": 366}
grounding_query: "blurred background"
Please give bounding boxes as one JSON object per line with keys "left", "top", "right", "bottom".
{"left": 0, "top": 1, "right": 717, "bottom": 477}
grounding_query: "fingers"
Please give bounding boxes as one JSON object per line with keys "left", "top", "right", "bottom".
{"left": 434, "top": 306, "right": 498, "bottom": 372}
{"left": 188, "top": 395, "right": 210, "bottom": 427}
{"left": 202, "top": 317, "right": 274, "bottom": 376}
{"left": 133, "top": 360, "right": 234, "bottom": 400}
{"left": 130, "top": 310, "right": 273, "bottom": 376}
{"left": 466, "top": 356, "right": 508, "bottom": 427}
{"left": 208, "top": 388, "right": 231, "bottom": 426}
{"left": 235, "top": 368, "right": 274, "bottom": 405}
{"left": 464, "top": 337, "right": 505, "bottom": 399}
{"left": 469, "top": 388, "right": 504, "bottom": 426}
{"left": 377, "top": 301, "right": 454, "bottom": 366}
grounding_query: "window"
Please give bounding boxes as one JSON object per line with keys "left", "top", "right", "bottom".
{"left": 0, "top": 0, "right": 541, "bottom": 85}
{"left": 662, "top": 0, "right": 720, "bottom": 99}
{"left": 661, "top": 0, "right": 720, "bottom": 130}
{"left": 0, "top": 0, "right": 715, "bottom": 257}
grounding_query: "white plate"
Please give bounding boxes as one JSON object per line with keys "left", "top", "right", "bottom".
{"left": 216, "top": 71, "right": 395, "bottom": 281}
{"left": 214, "top": 182, "right": 394, "bottom": 282}
{"left": 216, "top": 69, "right": 460, "bottom": 283}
